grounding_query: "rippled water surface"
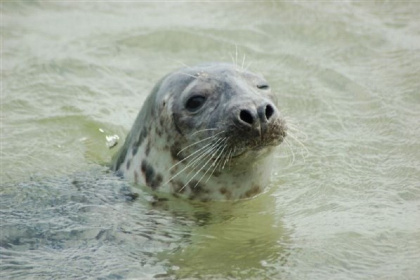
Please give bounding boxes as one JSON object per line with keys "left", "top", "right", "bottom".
{"left": 2, "top": 2, "right": 420, "bottom": 279}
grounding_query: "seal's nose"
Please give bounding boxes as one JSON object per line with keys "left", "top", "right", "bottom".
{"left": 238, "top": 103, "right": 277, "bottom": 127}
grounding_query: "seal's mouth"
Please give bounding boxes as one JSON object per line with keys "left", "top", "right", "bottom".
{"left": 228, "top": 134, "right": 286, "bottom": 159}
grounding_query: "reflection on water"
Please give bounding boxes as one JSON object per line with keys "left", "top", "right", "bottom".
{"left": 2, "top": 1, "right": 420, "bottom": 279}
{"left": 1, "top": 169, "right": 289, "bottom": 279}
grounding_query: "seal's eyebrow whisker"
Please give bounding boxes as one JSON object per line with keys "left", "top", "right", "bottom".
{"left": 177, "top": 72, "right": 199, "bottom": 79}
{"left": 229, "top": 44, "right": 240, "bottom": 69}
{"left": 241, "top": 53, "right": 246, "bottom": 72}
{"left": 235, "top": 44, "right": 239, "bottom": 67}
{"left": 244, "top": 61, "right": 253, "bottom": 73}
{"left": 167, "top": 59, "right": 191, "bottom": 69}
{"left": 229, "top": 52, "right": 235, "bottom": 67}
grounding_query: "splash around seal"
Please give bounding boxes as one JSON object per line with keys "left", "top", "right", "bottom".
{"left": 111, "top": 63, "right": 287, "bottom": 201}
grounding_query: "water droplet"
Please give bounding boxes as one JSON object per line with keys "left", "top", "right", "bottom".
{"left": 106, "top": 135, "right": 119, "bottom": 149}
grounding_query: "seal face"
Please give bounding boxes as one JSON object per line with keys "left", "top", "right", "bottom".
{"left": 111, "top": 63, "right": 287, "bottom": 201}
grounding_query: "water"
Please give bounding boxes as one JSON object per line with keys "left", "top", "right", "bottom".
{"left": 2, "top": 1, "right": 420, "bottom": 279}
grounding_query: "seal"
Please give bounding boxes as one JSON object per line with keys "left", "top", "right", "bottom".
{"left": 111, "top": 62, "right": 287, "bottom": 201}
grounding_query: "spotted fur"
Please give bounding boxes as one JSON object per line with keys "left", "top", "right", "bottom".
{"left": 111, "top": 63, "right": 287, "bottom": 201}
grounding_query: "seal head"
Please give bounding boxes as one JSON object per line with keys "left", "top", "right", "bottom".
{"left": 111, "top": 63, "right": 287, "bottom": 201}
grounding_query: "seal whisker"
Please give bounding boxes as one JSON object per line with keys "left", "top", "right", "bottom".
{"left": 177, "top": 140, "right": 223, "bottom": 192}
{"left": 164, "top": 147, "right": 212, "bottom": 187}
{"left": 165, "top": 59, "right": 192, "bottom": 69}
{"left": 204, "top": 140, "right": 228, "bottom": 184}
{"left": 235, "top": 45, "right": 239, "bottom": 67}
{"left": 185, "top": 138, "right": 227, "bottom": 190}
{"left": 196, "top": 141, "right": 227, "bottom": 187}
{"left": 184, "top": 143, "right": 220, "bottom": 177}
{"left": 283, "top": 116, "right": 308, "bottom": 142}
{"left": 255, "top": 148, "right": 268, "bottom": 160}
{"left": 177, "top": 130, "right": 225, "bottom": 156}
{"left": 227, "top": 146, "right": 236, "bottom": 169}
{"left": 244, "top": 61, "right": 253, "bottom": 72}
{"left": 165, "top": 137, "right": 225, "bottom": 188}
{"left": 284, "top": 138, "right": 295, "bottom": 166}
{"left": 184, "top": 137, "right": 225, "bottom": 175}
{"left": 191, "top": 128, "right": 220, "bottom": 136}
{"left": 229, "top": 44, "right": 240, "bottom": 69}
{"left": 221, "top": 147, "right": 233, "bottom": 170}
{"left": 285, "top": 123, "right": 307, "bottom": 140}
{"left": 169, "top": 141, "right": 215, "bottom": 171}
{"left": 286, "top": 130, "right": 309, "bottom": 158}
{"left": 229, "top": 52, "right": 235, "bottom": 67}
{"left": 178, "top": 72, "right": 199, "bottom": 79}
{"left": 169, "top": 139, "right": 221, "bottom": 179}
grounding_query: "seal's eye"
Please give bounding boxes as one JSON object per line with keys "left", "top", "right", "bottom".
{"left": 257, "top": 83, "right": 269, "bottom": 90}
{"left": 185, "top": 96, "right": 206, "bottom": 112}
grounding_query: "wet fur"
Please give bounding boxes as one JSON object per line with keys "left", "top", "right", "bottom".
{"left": 111, "top": 63, "right": 287, "bottom": 201}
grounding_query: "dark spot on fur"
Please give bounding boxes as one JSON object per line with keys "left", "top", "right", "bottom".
{"left": 140, "top": 160, "right": 162, "bottom": 190}
{"left": 172, "top": 112, "right": 184, "bottom": 136}
{"left": 172, "top": 181, "right": 186, "bottom": 193}
{"left": 141, "top": 160, "right": 155, "bottom": 187}
{"left": 170, "top": 143, "right": 184, "bottom": 161}
{"left": 219, "top": 187, "right": 232, "bottom": 199}
{"left": 188, "top": 180, "right": 209, "bottom": 200}
{"left": 145, "top": 140, "right": 151, "bottom": 156}
{"left": 132, "top": 127, "right": 148, "bottom": 156}
{"left": 150, "top": 173, "right": 163, "bottom": 190}
{"left": 126, "top": 159, "right": 131, "bottom": 170}
{"left": 141, "top": 160, "right": 147, "bottom": 173}
{"left": 242, "top": 185, "right": 261, "bottom": 198}
{"left": 189, "top": 180, "right": 206, "bottom": 194}
{"left": 132, "top": 146, "right": 138, "bottom": 157}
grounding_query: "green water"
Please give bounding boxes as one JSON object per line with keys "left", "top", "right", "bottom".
{"left": 2, "top": 1, "right": 420, "bottom": 279}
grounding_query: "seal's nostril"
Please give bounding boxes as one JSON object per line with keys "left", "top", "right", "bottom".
{"left": 265, "top": 104, "right": 274, "bottom": 120}
{"left": 239, "top": 110, "right": 254, "bottom": 125}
